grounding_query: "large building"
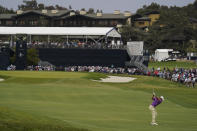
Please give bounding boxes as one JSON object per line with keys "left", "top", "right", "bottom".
{"left": 0, "top": 9, "right": 160, "bottom": 29}
{"left": 132, "top": 11, "right": 160, "bottom": 29}
{"left": 0, "top": 9, "right": 132, "bottom": 27}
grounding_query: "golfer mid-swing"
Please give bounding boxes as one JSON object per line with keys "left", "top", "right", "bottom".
{"left": 149, "top": 92, "right": 164, "bottom": 125}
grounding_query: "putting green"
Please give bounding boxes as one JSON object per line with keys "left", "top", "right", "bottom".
{"left": 0, "top": 71, "right": 196, "bottom": 131}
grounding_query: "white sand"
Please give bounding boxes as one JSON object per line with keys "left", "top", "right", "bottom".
{"left": 94, "top": 76, "right": 136, "bottom": 83}
{"left": 0, "top": 78, "right": 4, "bottom": 82}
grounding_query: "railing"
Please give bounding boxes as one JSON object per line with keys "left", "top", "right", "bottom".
{"left": 125, "top": 55, "right": 148, "bottom": 73}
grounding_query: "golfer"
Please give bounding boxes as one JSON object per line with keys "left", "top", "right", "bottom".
{"left": 149, "top": 92, "right": 164, "bottom": 125}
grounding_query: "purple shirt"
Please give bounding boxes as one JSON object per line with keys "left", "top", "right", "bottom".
{"left": 151, "top": 96, "right": 162, "bottom": 107}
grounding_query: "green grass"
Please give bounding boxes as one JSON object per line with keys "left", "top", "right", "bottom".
{"left": 0, "top": 107, "right": 88, "bottom": 131}
{"left": 149, "top": 61, "right": 197, "bottom": 70}
{"left": 0, "top": 71, "right": 197, "bottom": 131}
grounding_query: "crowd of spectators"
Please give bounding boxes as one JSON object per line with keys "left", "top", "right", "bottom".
{"left": 65, "top": 66, "right": 134, "bottom": 74}
{"left": 10, "top": 40, "right": 125, "bottom": 49}
{"left": 148, "top": 67, "right": 196, "bottom": 88}
{"left": 26, "top": 65, "right": 55, "bottom": 71}
{"left": 65, "top": 66, "right": 196, "bottom": 88}
{"left": 7, "top": 64, "right": 16, "bottom": 70}
{"left": 6, "top": 64, "right": 196, "bottom": 88}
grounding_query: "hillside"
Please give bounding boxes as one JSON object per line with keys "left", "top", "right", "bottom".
{"left": 121, "top": 1, "right": 197, "bottom": 54}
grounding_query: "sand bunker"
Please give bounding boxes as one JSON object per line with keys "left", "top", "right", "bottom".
{"left": 0, "top": 78, "right": 4, "bottom": 82}
{"left": 94, "top": 76, "right": 136, "bottom": 83}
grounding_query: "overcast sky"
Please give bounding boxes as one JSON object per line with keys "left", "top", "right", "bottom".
{"left": 0, "top": 0, "right": 195, "bottom": 13}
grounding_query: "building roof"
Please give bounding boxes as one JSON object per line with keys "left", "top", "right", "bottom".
{"left": 0, "top": 27, "right": 121, "bottom": 37}
{"left": 15, "top": 10, "right": 71, "bottom": 18}
{"left": 41, "top": 10, "right": 71, "bottom": 17}
{"left": 155, "top": 49, "right": 173, "bottom": 52}
{"left": 1, "top": 10, "right": 131, "bottom": 20}
{"left": 58, "top": 13, "right": 129, "bottom": 20}
{"left": 131, "top": 14, "right": 142, "bottom": 20}
{"left": 0, "top": 10, "right": 71, "bottom": 19}
{"left": 15, "top": 10, "right": 50, "bottom": 18}
{"left": 145, "top": 11, "right": 160, "bottom": 15}
{"left": 85, "top": 13, "right": 129, "bottom": 19}
{"left": 0, "top": 10, "right": 130, "bottom": 20}
{"left": 58, "top": 14, "right": 92, "bottom": 19}
{"left": 134, "top": 17, "right": 151, "bottom": 21}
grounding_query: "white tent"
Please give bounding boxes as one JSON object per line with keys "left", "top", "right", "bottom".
{"left": 0, "top": 27, "right": 121, "bottom": 37}
{"left": 0, "top": 27, "right": 121, "bottom": 45}
{"left": 154, "top": 49, "right": 173, "bottom": 61}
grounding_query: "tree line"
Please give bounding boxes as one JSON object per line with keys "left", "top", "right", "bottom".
{"left": 121, "top": 1, "right": 197, "bottom": 54}
{"left": 0, "top": 5, "right": 15, "bottom": 13}
{"left": 0, "top": 0, "right": 99, "bottom": 14}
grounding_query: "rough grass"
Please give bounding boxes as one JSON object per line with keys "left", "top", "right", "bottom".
{"left": 0, "top": 71, "right": 197, "bottom": 131}
{"left": 149, "top": 61, "right": 197, "bottom": 70}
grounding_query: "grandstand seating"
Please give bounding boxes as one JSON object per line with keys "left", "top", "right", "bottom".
{"left": 38, "top": 48, "right": 130, "bottom": 67}
{"left": 0, "top": 52, "right": 9, "bottom": 70}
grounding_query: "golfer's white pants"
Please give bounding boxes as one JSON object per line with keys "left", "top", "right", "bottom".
{"left": 149, "top": 105, "right": 157, "bottom": 123}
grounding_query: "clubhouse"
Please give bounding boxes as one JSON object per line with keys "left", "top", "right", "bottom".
{"left": 0, "top": 9, "right": 160, "bottom": 28}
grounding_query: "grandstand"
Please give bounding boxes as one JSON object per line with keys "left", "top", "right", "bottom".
{"left": 0, "top": 27, "right": 149, "bottom": 70}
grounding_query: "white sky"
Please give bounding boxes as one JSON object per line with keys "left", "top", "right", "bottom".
{"left": 0, "top": 0, "right": 195, "bottom": 13}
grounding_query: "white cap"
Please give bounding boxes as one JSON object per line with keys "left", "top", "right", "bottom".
{"left": 160, "top": 96, "right": 164, "bottom": 101}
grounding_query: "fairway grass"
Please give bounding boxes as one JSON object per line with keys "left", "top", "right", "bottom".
{"left": 0, "top": 71, "right": 197, "bottom": 131}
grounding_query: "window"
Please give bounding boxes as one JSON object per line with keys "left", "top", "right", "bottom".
{"left": 29, "top": 20, "right": 33, "bottom": 25}
{"left": 64, "top": 20, "right": 68, "bottom": 25}
{"left": 30, "top": 20, "right": 38, "bottom": 25}
{"left": 92, "top": 21, "right": 95, "bottom": 25}
{"left": 6, "top": 20, "right": 13, "bottom": 25}
{"left": 60, "top": 20, "right": 63, "bottom": 26}
{"left": 99, "top": 20, "right": 104, "bottom": 25}
{"left": 20, "top": 20, "right": 25, "bottom": 25}
{"left": 72, "top": 21, "right": 76, "bottom": 25}
{"left": 83, "top": 20, "right": 86, "bottom": 25}
{"left": 110, "top": 20, "right": 117, "bottom": 26}
{"left": 103, "top": 20, "right": 108, "bottom": 25}
{"left": 34, "top": 20, "right": 38, "bottom": 25}
{"left": 70, "top": 21, "right": 73, "bottom": 25}
{"left": 139, "top": 22, "right": 145, "bottom": 25}
{"left": 42, "top": 20, "right": 48, "bottom": 26}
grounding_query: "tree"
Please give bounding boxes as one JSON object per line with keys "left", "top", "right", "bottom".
{"left": 194, "top": 0, "right": 197, "bottom": 9}
{"left": 120, "top": 25, "right": 147, "bottom": 44}
{"left": 0, "top": 5, "right": 15, "bottom": 13}
{"left": 55, "top": 5, "right": 67, "bottom": 10}
{"left": 10, "top": 47, "right": 16, "bottom": 64}
{"left": 19, "top": 0, "right": 38, "bottom": 10}
{"left": 186, "top": 40, "right": 197, "bottom": 52}
{"left": 137, "top": 2, "right": 160, "bottom": 15}
{"left": 81, "top": 8, "right": 85, "bottom": 11}
{"left": 45, "top": 5, "right": 55, "bottom": 10}
{"left": 88, "top": 8, "right": 94, "bottom": 14}
{"left": 69, "top": 5, "right": 72, "bottom": 10}
{"left": 27, "top": 48, "right": 39, "bottom": 66}
{"left": 144, "top": 26, "right": 163, "bottom": 52}
{"left": 38, "top": 3, "right": 44, "bottom": 10}
{"left": 96, "top": 9, "right": 99, "bottom": 13}
{"left": 132, "top": 1, "right": 197, "bottom": 54}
